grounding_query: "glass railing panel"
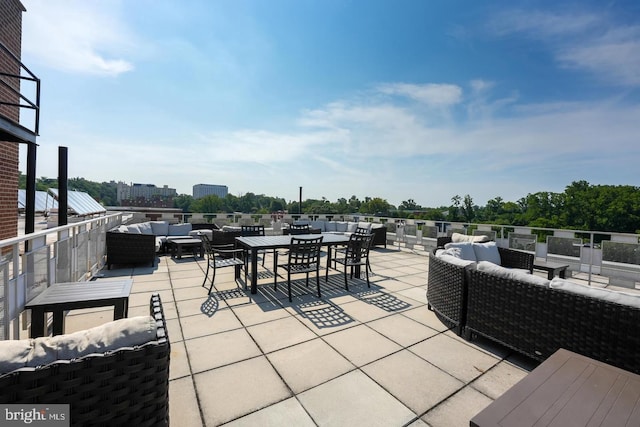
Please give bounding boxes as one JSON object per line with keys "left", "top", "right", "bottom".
{"left": 55, "top": 238, "right": 72, "bottom": 283}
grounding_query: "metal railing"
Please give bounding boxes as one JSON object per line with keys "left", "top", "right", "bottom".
{"left": 0, "top": 41, "right": 40, "bottom": 136}
{"left": 0, "top": 213, "right": 122, "bottom": 340}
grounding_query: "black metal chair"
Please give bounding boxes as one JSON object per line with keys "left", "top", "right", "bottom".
{"left": 330, "top": 227, "right": 374, "bottom": 273}
{"left": 241, "top": 224, "right": 269, "bottom": 267}
{"left": 201, "top": 234, "right": 245, "bottom": 294}
{"left": 330, "top": 233, "right": 373, "bottom": 291}
{"left": 289, "top": 223, "right": 311, "bottom": 235}
{"left": 274, "top": 236, "right": 323, "bottom": 302}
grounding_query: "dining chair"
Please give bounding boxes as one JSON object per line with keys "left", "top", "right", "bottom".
{"left": 274, "top": 236, "right": 323, "bottom": 302}
{"left": 329, "top": 227, "right": 374, "bottom": 273}
{"left": 201, "top": 234, "right": 245, "bottom": 294}
{"left": 289, "top": 223, "right": 311, "bottom": 235}
{"left": 330, "top": 233, "right": 373, "bottom": 291}
{"left": 241, "top": 224, "right": 269, "bottom": 267}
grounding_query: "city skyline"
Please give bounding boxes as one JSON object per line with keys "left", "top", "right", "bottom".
{"left": 18, "top": 0, "right": 640, "bottom": 207}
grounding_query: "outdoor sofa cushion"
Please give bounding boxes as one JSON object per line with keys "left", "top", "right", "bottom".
{"left": 168, "top": 223, "right": 192, "bottom": 236}
{"left": 451, "top": 232, "right": 490, "bottom": 243}
{"left": 477, "top": 261, "right": 549, "bottom": 287}
{"left": 472, "top": 241, "right": 501, "bottom": 265}
{"left": 550, "top": 278, "right": 640, "bottom": 308}
{"left": 0, "top": 315, "right": 157, "bottom": 374}
{"left": 444, "top": 242, "right": 477, "bottom": 262}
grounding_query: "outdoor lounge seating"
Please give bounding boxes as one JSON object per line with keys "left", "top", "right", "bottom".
{"left": 427, "top": 234, "right": 640, "bottom": 374}
{"left": 287, "top": 220, "right": 387, "bottom": 247}
{"left": 0, "top": 293, "right": 170, "bottom": 426}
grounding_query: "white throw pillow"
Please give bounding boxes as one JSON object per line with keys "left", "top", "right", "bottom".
{"left": 310, "top": 221, "right": 325, "bottom": 232}
{"left": 357, "top": 222, "right": 372, "bottom": 231}
{"left": 150, "top": 221, "right": 170, "bottom": 236}
{"left": 437, "top": 254, "right": 477, "bottom": 269}
{"left": 550, "top": 278, "right": 640, "bottom": 308}
{"left": 168, "top": 223, "right": 192, "bottom": 236}
{"left": 137, "top": 222, "right": 154, "bottom": 235}
{"left": 444, "top": 242, "right": 477, "bottom": 262}
{"left": 126, "top": 224, "right": 142, "bottom": 234}
{"left": 335, "top": 222, "right": 348, "bottom": 232}
{"left": 473, "top": 242, "right": 501, "bottom": 265}
{"left": 451, "top": 232, "right": 490, "bottom": 243}
{"left": 346, "top": 222, "right": 358, "bottom": 232}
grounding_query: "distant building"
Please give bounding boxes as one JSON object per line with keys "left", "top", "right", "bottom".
{"left": 193, "top": 184, "right": 228, "bottom": 199}
{"left": 117, "top": 182, "right": 177, "bottom": 206}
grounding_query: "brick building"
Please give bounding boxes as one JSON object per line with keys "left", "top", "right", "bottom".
{"left": 0, "top": 0, "right": 25, "bottom": 241}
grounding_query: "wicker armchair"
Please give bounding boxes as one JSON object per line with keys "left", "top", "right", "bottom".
{"left": 426, "top": 246, "right": 534, "bottom": 336}
{"left": 106, "top": 231, "right": 156, "bottom": 269}
{"left": 0, "top": 294, "right": 170, "bottom": 426}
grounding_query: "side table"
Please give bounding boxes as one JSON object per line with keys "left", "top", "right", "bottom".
{"left": 25, "top": 279, "right": 133, "bottom": 338}
{"left": 471, "top": 348, "right": 640, "bottom": 427}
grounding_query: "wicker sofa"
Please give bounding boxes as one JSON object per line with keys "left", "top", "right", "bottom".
{"left": 288, "top": 220, "right": 387, "bottom": 248}
{"left": 427, "top": 235, "right": 640, "bottom": 374}
{"left": 106, "top": 221, "right": 218, "bottom": 269}
{"left": 0, "top": 293, "right": 170, "bottom": 426}
{"left": 427, "top": 236, "right": 533, "bottom": 336}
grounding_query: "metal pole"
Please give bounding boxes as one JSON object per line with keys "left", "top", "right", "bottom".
{"left": 299, "top": 187, "right": 302, "bottom": 215}
{"left": 58, "top": 146, "right": 68, "bottom": 226}
{"left": 25, "top": 142, "right": 36, "bottom": 237}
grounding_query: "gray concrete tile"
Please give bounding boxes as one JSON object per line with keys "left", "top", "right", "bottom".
{"left": 169, "top": 340, "right": 191, "bottom": 380}
{"left": 267, "top": 338, "right": 355, "bottom": 393}
{"left": 194, "top": 356, "right": 291, "bottom": 426}
{"left": 180, "top": 308, "right": 243, "bottom": 340}
{"left": 323, "top": 324, "right": 402, "bottom": 366}
{"left": 367, "top": 314, "right": 439, "bottom": 347}
{"left": 298, "top": 370, "right": 416, "bottom": 426}
{"left": 169, "top": 377, "right": 203, "bottom": 427}
{"left": 223, "top": 397, "right": 315, "bottom": 427}
{"left": 186, "top": 328, "right": 261, "bottom": 373}
{"left": 409, "top": 334, "right": 501, "bottom": 383}
{"left": 247, "top": 316, "right": 317, "bottom": 353}
{"left": 471, "top": 360, "right": 529, "bottom": 400}
{"left": 362, "top": 350, "right": 464, "bottom": 414}
{"left": 421, "top": 386, "right": 493, "bottom": 427}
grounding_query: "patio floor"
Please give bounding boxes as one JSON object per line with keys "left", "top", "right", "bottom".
{"left": 64, "top": 246, "right": 541, "bottom": 426}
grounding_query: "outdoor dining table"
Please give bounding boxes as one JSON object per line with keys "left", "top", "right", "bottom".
{"left": 235, "top": 233, "right": 351, "bottom": 294}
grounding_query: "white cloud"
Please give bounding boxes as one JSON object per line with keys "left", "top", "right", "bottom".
{"left": 490, "top": 8, "right": 640, "bottom": 87}
{"left": 22, "top": 0, "right": 135, "bottom": 76}
{"left": 376, "top": 83, "right": 463, "bottom": 107}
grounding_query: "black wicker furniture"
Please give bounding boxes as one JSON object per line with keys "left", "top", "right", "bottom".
{"left": 427, "top": 244, "right": 534, "bottom": 336}
{"left": 106, "top": 231, "right": 156, "bottom": 269}
{"left": 464, "top": 268, "right": 640, "bottom": 374}
{"left": 0, "top": 293, "right": 170, "bottom": 426}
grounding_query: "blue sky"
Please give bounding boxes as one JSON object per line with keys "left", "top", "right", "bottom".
{"left": 18, "top": 0, "right": 640, "bottom": 207}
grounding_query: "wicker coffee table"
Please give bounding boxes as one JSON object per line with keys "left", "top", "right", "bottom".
{"left": 169, "top": 237, "right": 204, "bottom": 259}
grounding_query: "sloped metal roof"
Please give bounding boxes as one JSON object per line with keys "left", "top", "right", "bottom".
{"left": 48, "top": 188, "right": 106, "bottom": 215}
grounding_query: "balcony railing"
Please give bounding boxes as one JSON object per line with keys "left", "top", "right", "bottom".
{"left": 1, "top": 210, "right": 638, "bottom": 340}
{"left": 0, "top": 213, "right": 122, "bottom": 340}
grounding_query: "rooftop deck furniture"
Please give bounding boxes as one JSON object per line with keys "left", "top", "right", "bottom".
{"left": 471, "top": 348, "right": 640, "bottom": 427}
{"left": 533, "top": 259, "right": 569, "bottom": 279}
{"left": 106, "top": 230, "right": 156, "bottom": 269}
{"left": 427, "top": 245, "right": 533, "bottom": 336}
{"left": 464, "top": 267, "right": 640, "bottom": 373}
{"left": 201, "top": 235, "right": 245, "bottom": 294}
{"left": 236, "top": 234, "right": 351, "bottom": 294}
{"left": 168, "top": 237, "right": 203, "bottom": 259}
{"left": 331, "top": 233, "right": 373, "bottom": 291}
{"left": 274, "top": 236, "right": 324, "bottom": 302}
{"left": 0, "top": 293, "right": 170, "bottom": 426}
{"left": 25, "top": 279, "right": 133, "bottom": 338}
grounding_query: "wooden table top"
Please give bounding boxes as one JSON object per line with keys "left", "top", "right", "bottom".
{"left": 471, "top": 348, "right": 640, "bottom": 427}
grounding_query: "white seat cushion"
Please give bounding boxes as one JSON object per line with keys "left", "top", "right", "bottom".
{"left": 550, "top": 278, "right": 640, "bottom": 308}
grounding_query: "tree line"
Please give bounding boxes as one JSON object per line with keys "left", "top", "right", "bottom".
{"left": 19, "top": 174, "right": 640, "bottom": 234}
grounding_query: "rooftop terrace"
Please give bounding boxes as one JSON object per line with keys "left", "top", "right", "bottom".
{"left": 59, "top": 246, "right": 545, "bottom": 426}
